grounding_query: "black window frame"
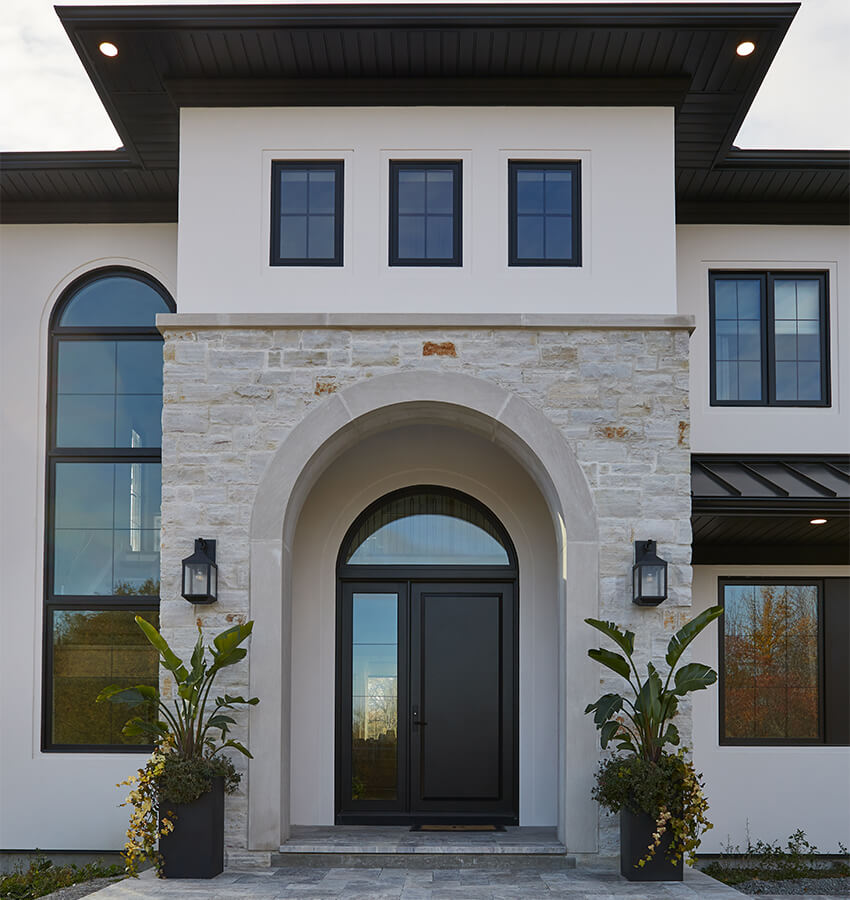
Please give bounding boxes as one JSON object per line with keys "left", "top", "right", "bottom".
{"left": 270, "top": 160, "right": 344, "bottom": 267}
{"left": 709, "top": 270, "right": 830, "bottom": 408}
{"left": 42, "top": 267, "right": 175, "bottom": 753}
{"left": 508, "top": 160, "right": 581, "bottom": 267}
{"left": 389, "top": 160, "right": 462, "bottom": 267}
{"left": 718, "top": 577, "right": 849, "bottom": 747}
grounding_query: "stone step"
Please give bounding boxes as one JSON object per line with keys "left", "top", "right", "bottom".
{"left": 270, "top": 851, "right": 577, "bottom": 869}
{"left": 275, "top": 826, "right": 574, "bottom": 869}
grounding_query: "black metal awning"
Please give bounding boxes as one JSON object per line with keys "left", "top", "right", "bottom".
{"left": 691, "top": 454, "right": 850, "bottom": 564}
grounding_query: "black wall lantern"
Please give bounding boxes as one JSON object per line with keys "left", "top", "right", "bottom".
{"left": 181, "top": 539, "right": 217, "bottom": 604}
{"left": 632, "top": 540, "right": 668, "bottom": 606}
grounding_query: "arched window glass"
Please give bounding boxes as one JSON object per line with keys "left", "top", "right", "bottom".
{"left": 44, "top": 269, "right": 174, "bottom": 752}
{"left": 344, "top": 490, "right": 511, "bottom": 566}
{"left": 58, "top": 274, "right": 172, "bottom": 327}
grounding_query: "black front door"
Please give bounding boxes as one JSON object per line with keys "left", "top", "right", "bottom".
{"left": 336, "top": 581, "right": 517, "bottom": 824}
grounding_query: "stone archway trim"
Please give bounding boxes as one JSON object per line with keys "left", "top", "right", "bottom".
{"left": 247, "top": 371, "right": 600, "bottom": 853}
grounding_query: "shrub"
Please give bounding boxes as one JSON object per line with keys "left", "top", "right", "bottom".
{"left": 0, "top": 855, "right": 121, "bottom": 900}
{"left": 702, "top": 829, "right": 850, "bottom": 885}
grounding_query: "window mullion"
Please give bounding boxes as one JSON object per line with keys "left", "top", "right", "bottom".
{"left": 764, "top": 273, "right": 773, "bottom": 405}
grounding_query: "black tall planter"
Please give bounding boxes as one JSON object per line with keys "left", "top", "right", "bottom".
{"left": 159, "top": 777, "right": 224, "bottom": 878}
{"left": 619, "top": 807, "right": 683, "bottom": 882}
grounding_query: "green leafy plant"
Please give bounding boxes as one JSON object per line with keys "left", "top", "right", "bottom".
{"left": 584, "top": 606, "right": 723, "bottom": 866}
{"left": 592, "top": 751, "right": 712, "bottom": 867}
{"left": 702, "top": 827, "right": 850, "bottom": 885}
{"left": 98, "top": 617, "right": 258, "bottom": 759}
{"left": 0, "top": 855, "right": 122, "bottom": 900}
{"left": 96, "top": 618, "right": 258, "bottom": 876}
{"left": 584, "top": 606, "right": 723, "bottom": 761}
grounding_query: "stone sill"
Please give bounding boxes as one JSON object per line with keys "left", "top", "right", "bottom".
{"left": 157, "top": 312, "right": 696, "bottom": 333}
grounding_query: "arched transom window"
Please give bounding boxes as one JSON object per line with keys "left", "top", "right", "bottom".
{"left": 342, "top": 488, "right": 512, "bottom": 567}
{"left": 44, "top": 269, "right": 174, "bottom": 752}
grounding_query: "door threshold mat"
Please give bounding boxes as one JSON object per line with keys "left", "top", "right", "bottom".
{"left": 410, "top": 824, "right": 506, "bottom": 832}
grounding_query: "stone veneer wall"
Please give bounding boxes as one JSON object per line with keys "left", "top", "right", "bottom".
{"left": 158, "top": 324, "right": 692, "bottom": 855}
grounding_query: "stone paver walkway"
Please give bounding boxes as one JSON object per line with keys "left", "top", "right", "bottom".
{"left": 84, "top": 862, "right": 746, "bottom": 898}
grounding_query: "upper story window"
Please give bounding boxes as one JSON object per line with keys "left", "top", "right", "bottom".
{"left": 271, "top": 161, "right": 344, "bottom": 266}
{"left": 719, "top": 578, "right": 848, "bottom": 746}
{"left": 709, "top": 271, "right": 829, "bottom": 407}
{"left": 389, "top": 161, "right": 462, "bottom": 267}
{"left": 508, "top": 161, "right": 581, "bottom": 267}
{"left": 44, "top": 268, "right": 174, "bottom": 752}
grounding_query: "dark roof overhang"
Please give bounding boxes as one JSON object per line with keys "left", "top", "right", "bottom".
{"left": 0, "top": 151, "right": 178, "bottom": 224}
{"left": 691, "top": 454, "right": 850, "bottom": 565}
{"left": 1, "top": 3, "right": 847, "bottom": 224}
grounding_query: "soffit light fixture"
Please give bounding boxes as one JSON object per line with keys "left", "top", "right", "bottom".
{"left": 632, "top": 540, "right": 668, "bottom": 606}
{"left": 99, "top": 41, "right": 119, "bottom": 58}
{"left": 181, "top": 539, "right": 218, "bottom": 604}
{"left": 810, "top": 518, "right": 828, "bottom": 526}
{"left": 736, "top": 41, "right": 756, "bottom": 57}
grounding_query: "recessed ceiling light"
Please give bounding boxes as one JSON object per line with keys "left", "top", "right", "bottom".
{"left": 736, "top": 41, "right": 756, "bottom": 57}
{"left": 809, "top": 518, "right": 828, "bottom": 526}
{"left": 99, "top": 42, "right": 119, "bottom": 58}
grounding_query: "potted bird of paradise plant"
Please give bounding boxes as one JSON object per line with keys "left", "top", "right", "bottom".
{"left": 584, "top": 606, "right": 723, "bottom": 881}
{"left": 97, "top": 617, "right": 258, "bottom": 879}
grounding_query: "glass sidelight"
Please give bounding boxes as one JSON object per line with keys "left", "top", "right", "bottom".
{"left": 338, "top": 581, "right": 408, "bottom": 814}
{"left": 351, "top": 593, "right": 399, "bottom": 800}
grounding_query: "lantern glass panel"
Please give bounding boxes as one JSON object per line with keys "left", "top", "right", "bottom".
{"left": 208, "top": 565, "right": 217, "bottom": 599}
{"left": 184, "top": 563, "right": 208, "bottom": 597}
{"left": 641, "top": 564, "right": 664, "bottom": 599}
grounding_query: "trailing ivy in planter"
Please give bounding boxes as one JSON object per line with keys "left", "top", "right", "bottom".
{"left": 584, "top": 607, "right": 722, "bottom": 880}
{"left": 97, "top": 618, "right": 258, "bottom": 878}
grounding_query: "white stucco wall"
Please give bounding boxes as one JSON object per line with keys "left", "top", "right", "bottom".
{"left": 289, "top": 423, "right": 559, "bottom": 826}
{"left": 0, "top": 224, "right": 177, "bottom": 850}
{"left": 677, "top": 224, "right": 849, "bottom": 453}
{"left": 690, "top": 565, "right": 850, "bottom": 853}
{"left": 177, "top": 106, "right": 676, "bottom": 315}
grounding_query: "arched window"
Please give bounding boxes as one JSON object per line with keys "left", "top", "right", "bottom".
{"left": 340, "top": 488, "right": 514, "bottom": 568}
{"left": 44, "top": 268, "right": 174, "bottom": 751}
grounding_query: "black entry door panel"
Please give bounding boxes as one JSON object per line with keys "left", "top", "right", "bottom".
{"left": 411, "top": 584, "right": 515, "bottom": 817}
{"left": 337, "top": 580, "right": 517, "bottom": 824}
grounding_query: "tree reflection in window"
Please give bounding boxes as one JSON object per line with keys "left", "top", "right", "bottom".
{"left": 351, "top": 592, "right": 398, "bottom": 800}
{"left": 50, "top": 608, "right": 159, "bottom": 746}
{"left": 722, "top": 583, "right": 819, "bottom": 741}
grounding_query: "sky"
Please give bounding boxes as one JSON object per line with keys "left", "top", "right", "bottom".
{"left": 0, "top": 0, "right": 848, "bottom": 153}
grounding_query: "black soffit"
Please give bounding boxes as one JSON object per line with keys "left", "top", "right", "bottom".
{"left": 691, "top": 454, "right": 850, "bottom": 565}
{"left": 1, "top": 2, "right": 847, "bottom": 224}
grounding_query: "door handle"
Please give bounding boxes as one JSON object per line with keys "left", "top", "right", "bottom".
{"left": 412, "top": 705, "right": 427, "bottom": 726}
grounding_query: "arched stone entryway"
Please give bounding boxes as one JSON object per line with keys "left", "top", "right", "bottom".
{"left": 247, "top": 371, "right": 599, "bottom": 852}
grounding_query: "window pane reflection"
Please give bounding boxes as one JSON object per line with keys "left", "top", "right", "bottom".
{"left": 723, "top": 583, "right": 819, "bottom": 740}
{"left": 50, "top": 608, "right": 159, "bottom": 746}
{"left": 58, "top": 277, "right": 171, "bottom": 328}
{"left": 392, "top": 164, "right": 459, "bottom": 263}
{"left": 713, "top": 278, "right": 763, "bottom": 403}
{"left": 346, "top": 492, "right": 510, "bottom": 565}
{"left": 278, "top": 165, "right": 339, "bottom": 261}
{"left": 351, "top": 593, "right": 397, "bottom": 800}
{"left": 773, "top": 279, "right": 822, "bottom": 402}
{"left": 54, "top": 462, "right": 161, "bottom": 595}
{"left": 56, "top": 340, "right": 163, "bottom": 448}
{"left": 511, "top": 163, "right": 577, "bottom": 263}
